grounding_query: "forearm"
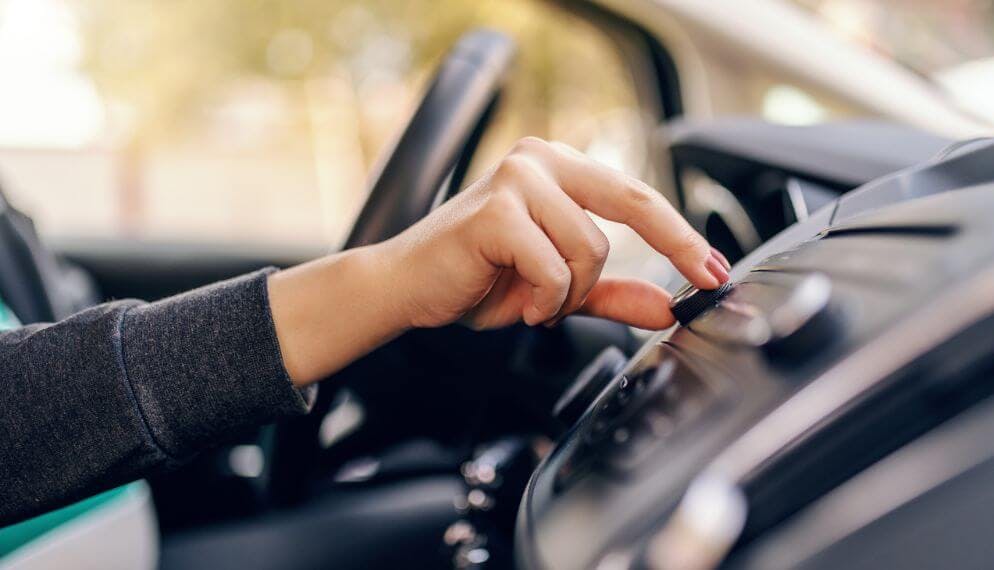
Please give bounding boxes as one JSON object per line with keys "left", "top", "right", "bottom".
{"left": 267, "top": 244, "right": 411, "bottom": 387}
{"left": 1, "top": 270, "right": 311, "bottom": 525}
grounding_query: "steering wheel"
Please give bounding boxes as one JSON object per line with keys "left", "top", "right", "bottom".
{"left": 346, "top": 29, "right": 516, "bottom": 248}
{"left": 264, "top": 29, "right": 517, "bottom": 504}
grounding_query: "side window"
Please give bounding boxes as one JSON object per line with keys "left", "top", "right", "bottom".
{"left": 0, "top": 0, "right": 651, "bottom": 263}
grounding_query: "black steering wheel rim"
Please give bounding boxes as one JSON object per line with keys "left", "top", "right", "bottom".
{"left": 264, "top": 29, "right": 516, "bottom": 505}
{"left": 345, "top": 29, "right": 516, "bottom": 248}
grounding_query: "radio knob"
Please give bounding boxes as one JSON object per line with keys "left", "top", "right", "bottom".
{"left": 763, "top": 272, "right": 838, "bottom": 359}
{"left": 669, "top": 281, "right": 734, "bottom": 326}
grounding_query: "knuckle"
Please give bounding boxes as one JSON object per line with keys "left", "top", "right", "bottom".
{"left": 494, "top": 154, "right": 532, "bottom": 182}
{"left": 587, "top": 230, "right": 611, "bottom": 261}
{"left": 625, "top": 181, "right": 659, "bottom": 209}
{"left": 549, "top": 141, "right": 572, "bottom": 154}
{"left": 547, "top": 261, "right": 572, "bottom": 290}
{"left": 513, "top": 136, "right": 549, "bottom": 157}
{"left": 673, "top": 226, "right": 708, "bottom": 258}
{"left": 483, "top": 189, "right": 522, "bottom": 220}
{"left": 574, "top": 227, "right": 610, "bottom": 264}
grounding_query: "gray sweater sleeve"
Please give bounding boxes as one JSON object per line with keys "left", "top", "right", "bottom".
{"left": 0, "top": 268, "right": 315, "bottom": 525}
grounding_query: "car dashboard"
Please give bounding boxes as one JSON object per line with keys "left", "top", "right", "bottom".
{"left": 515, "top": 139, "right": 994, "bottom": 569}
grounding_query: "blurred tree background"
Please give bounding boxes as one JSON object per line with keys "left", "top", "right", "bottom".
{"left": 76, "top": 0, "right": 637, "bottom": 169}
{"left": 18, "top": 0, "right": 643, "bottom": 245}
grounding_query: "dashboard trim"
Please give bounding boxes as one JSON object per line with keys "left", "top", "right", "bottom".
{"left": 643, "top": 263, "right": 994, "bottom": 569}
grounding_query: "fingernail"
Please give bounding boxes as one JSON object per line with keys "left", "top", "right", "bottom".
{"left": 544, "top": 316, "right": 564, "bottom": 328}
{"left": 706, "top": 255, "right": 730, "bottom": 285}
{"left": 711, "top": 246, "right": 732, "bottom": 271}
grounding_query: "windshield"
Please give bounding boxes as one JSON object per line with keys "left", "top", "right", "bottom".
{"left": 0, "top": 0, "right": 642, "bottom": 249}
{"left": 792, "top": 0, "right": 994, "bottom": 123}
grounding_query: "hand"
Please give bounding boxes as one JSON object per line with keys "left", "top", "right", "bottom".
{"left": 379, "top": 137, "right": 731, "bottom": 331}
{"left": 268, "top": 137, "right": 731, "bottom": 386}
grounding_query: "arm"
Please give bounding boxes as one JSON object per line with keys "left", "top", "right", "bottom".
{"left": 0, "top": 270, "right": 311, "bottom": 525}
{"left": 0, "top": 138, "right": 728, "bottom": 524}
{"left": 270, "top": 138, "right": 730, "bottom": 385}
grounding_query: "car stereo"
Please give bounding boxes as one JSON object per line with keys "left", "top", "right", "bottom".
{"left": 516, "top": 140, "right": 994, "bottom": 569}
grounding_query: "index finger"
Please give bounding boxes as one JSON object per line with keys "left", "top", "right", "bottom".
{"left": 534, "top": 140, "right": 727, "bottom": 290}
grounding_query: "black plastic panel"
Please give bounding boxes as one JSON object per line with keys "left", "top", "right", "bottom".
{"left": 516, "top": 139, "right": 994, "bottom": 570}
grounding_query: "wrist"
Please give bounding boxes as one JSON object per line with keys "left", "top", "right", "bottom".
{"left": 267, "top": 245, "right": 411, "bottom": 387}
{"left": 347, "top": 242, "right": 414, "bottom": 334}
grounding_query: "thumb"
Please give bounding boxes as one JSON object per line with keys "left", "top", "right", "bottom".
{"left": 575, "top": 277, "right": 675, "bottom": 330}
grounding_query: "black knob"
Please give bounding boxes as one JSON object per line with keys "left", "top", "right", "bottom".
{"left": 553, "top": 346, "right": 627, "bottom": 427}
{"left": 669, "top": 281, "right": 734, "bottom": 326}
{"left": 762, "top": 273, "right": 839, "bottom": 361}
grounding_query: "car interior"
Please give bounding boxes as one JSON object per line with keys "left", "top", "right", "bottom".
{"left": 1, "top": 1, "right": 993, "bottom": 569}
